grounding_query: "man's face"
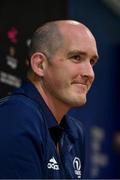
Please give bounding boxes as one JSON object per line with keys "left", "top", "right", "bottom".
{"left": 42, "top": 25, "right": 98, "bottom": 109}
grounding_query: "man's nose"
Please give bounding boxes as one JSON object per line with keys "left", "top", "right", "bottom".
{"left": 82, "top": 62, "right": 95, "bottom": 82}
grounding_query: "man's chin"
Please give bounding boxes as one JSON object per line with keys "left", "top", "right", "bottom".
{"left": 75, "top": 100, "right": 86, "bottom": 107}
{"left": 71, "top": 97, "right": 87, "bottom": 107}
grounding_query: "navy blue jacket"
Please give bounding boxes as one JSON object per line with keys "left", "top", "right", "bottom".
{"left": 0, "top": 80, "right": 85, "bottom": 179}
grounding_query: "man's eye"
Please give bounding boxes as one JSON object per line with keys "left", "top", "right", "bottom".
{"left": 70, "top": 55, "right": 81, "bottom": 62}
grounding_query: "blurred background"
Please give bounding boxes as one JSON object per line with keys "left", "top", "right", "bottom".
{"left": 0, "top": 0, "right": 120, "bottom": 178}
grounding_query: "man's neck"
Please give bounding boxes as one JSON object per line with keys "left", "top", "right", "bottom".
{"left": 28, "top": 76, "right": 69, "bottom": 123}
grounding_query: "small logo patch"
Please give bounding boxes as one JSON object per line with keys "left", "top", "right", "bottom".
{"left": 47, "top": 157, "right": 59, "bottom": 170}
{"left": 73, "top": 157, "right": 81, "bottom": 178}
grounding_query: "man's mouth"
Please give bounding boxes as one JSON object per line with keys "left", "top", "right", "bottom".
{"left": 72, "top": 82, "right": 88, "bottom": 93}
{"left": 72, "top": 81, "right": 89, "bottom": 90}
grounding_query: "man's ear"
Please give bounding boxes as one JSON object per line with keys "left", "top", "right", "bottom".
{"left": 30, "top": 52, "right": 46, "bottom": 77}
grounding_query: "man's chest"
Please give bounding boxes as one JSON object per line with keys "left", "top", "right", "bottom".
{"left": 43, "top": 132, "right": 83, "bottom": 179}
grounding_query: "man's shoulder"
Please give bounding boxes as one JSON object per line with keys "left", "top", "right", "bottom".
{"left": 0, "top": 93, "right": 44, "bottom": 127}
{"left": 0, "top": 94, "right": 46, "bottom": 143}
{"left": 0, "top": 92, "right": 39, "bottom": 112}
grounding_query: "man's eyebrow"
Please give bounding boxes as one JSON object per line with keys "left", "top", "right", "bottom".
{"left": 67, "top": 50, "right": 86, "bottom": 56}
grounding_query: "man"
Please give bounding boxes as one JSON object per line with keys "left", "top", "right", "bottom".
{"left": 0, "top": 20, "right": 99, "bottom": 178}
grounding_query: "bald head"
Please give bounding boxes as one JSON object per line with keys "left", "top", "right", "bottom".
{"left": 28, "top": 21, "right": 64, "bottom": 61}
{"left": 28, "top": 20, "right": 96, "bottom": 65}
{"left": 60, "top": 20, "right": 95, "bottom": 40}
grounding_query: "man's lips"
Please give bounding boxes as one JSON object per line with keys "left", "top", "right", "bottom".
{"left": 72, "top": 81, "right": 88, "bottom": 87}
{"left": 71, "top": 81, "right": 91, "bottom": 92}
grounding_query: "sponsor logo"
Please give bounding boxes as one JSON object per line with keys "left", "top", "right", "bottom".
{"left": 73, "top": 157, "right": 81, "bottom": 178}
{"left": 47, "top": 157, "right": 59, "bottom": 170}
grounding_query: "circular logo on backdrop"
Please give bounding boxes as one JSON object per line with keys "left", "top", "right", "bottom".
{"left": 73, "top": 157, "right": 81, "bottom": 178}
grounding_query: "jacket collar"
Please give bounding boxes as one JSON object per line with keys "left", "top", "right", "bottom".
{"left": 13, "top": 80, "right": 64, "bottom": 143}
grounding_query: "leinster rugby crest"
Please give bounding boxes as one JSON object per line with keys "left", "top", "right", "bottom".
{"left": 73, "top": 157, "right": 81, "bottom": 178}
